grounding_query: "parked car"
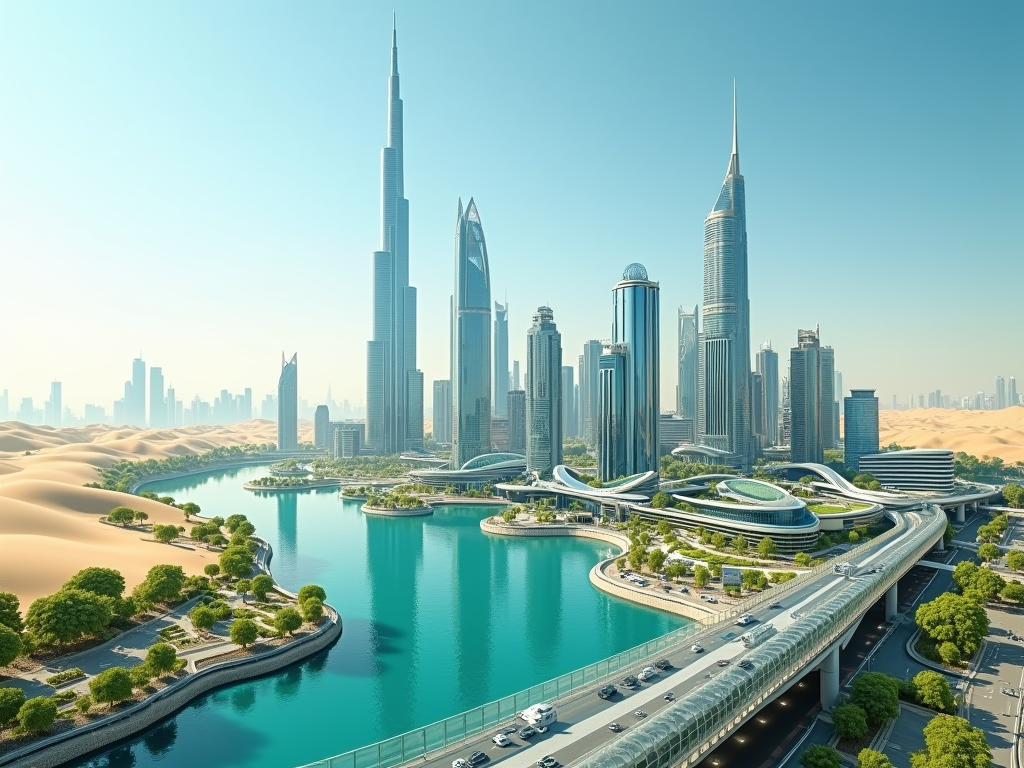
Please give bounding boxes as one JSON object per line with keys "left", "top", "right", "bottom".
{"left": 468, "top": 753, "right": 488, "bottom": 767}
{"left": 538, "top": 756, "right": 557, "bottom": 768}
{"left": 691, "top": 643, "right": 704, "bottom": 653}
{"left": 769, "top": 603, "right": 783, "bottom": 609}
{"left": 598, "top": 684, "right": 618, "bottom": 700}
{"left": 536, "top": 726, "right": 548, "bottom": 734}
{"left": 492, "top": 734, "right": 511, "bottom": 747}
{"left": 654, "top": 658, "right": 672, "bottom": 670}
{"left": 499, "top": 727, "right": 518, "bottom": 735}
{"left": 679, "top": 586, "right": 690, "bottom": 594}
{"left": 519, "top": 726, "right": 537, "bottom": 739}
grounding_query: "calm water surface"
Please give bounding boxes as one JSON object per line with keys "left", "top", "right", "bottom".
{"left": 70, "top": 465, "right": 683, "bottom": 768}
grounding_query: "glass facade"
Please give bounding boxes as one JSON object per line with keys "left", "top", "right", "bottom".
{"left": 677, "top": 306, "right": 698, "bottom": 420}
{"left": 493, "top": 302, "right": 509, "bottom": 417}
{"left": 277, "top": 353, "right": 298, "bottom": 450}
{"left": 598, "top": 346, "right": 628, "bottom": 481}
{"left": 453, "top": 199, "right": 492, "bottom": 467}
{"left": 843, "top": 389, "right": 878, "bottom": 472}
{"left": 526, "top": 307, "right": 563, "bottom": 476}
{"left": 755, "top": 343, "right": 779, "bottom": 446}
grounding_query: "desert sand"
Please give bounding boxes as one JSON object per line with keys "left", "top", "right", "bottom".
{"left": 878, "top": 406, "right": 1024, "bottom": 464}
{"left": 0, "top": 420, "right": 312, "bottom": 607}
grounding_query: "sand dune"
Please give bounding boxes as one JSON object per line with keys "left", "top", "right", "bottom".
{"left": 878, "top": 406, "right": 1024, "bottom": 463}
{"left": 0, "top": 420, "right": 312, "bottom": 606}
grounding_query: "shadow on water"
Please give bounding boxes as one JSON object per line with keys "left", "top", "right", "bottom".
{"left": 141, "top": 721, "right": 176, "bottom": 757}
{"left": 274, "top": 665, "right": 304, "bottom": 700}
{"left": 230, "top": 684, "right": 257, "bottom": 714}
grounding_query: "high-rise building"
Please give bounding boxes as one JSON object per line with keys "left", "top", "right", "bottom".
{"left": 560, "top": 365, "right": 576, "bottom": 439}
{"left": 166, "top": 387, "right": 177, "bottom": 428}
{"left": 149, "top": 366, "right": 165, "bottom": 428}
{"left": 494, "top": 301, "right": 509, "bottom": 417}
{"left": 512, "top": 361, "right": 521, "bottom": 391}
{"left": 676, "top": 305, "right": 698, "bottom": 420}
{"left": 844, "top": 389, "right": 879, "bottom": 472}
{"left": 750, "top": 372, "right": 764, "bottom": 445}
{"left": 820, "top": 349, "right": 835, "bottom": 449}
{"left": 833, "top": 370, "right": 843, "bottom": 444}
{"left": 490, "top": 417, "right": 509, "bottom": 452}
{"left": 242, "top": 388, "right": 253, "bottom": 421}
{"left": 365, "top": 22, "right": 422, "bottom": 455}
{"left": 314, "top": 405, "right": 331, "bottom": 449}
{"left": 996, "top": 376, "right": 1007, "bottom": 409}
{"left": 508, "top": 390, "right": 526, "bottom": 453}
{"left": 278, "top": 353, "right": 298, "bottom": 450}
{"left": 431, "top": 380, "right": 452, "bottom": 444}
{"left": 790, "top": 328, "right": 834, "bottom": 464}
{"left": 697, "top": 86, "right": 752, "bottom": 467}
{"left": 599, "top": 344, "right": 628, "bottom": 481}
{"left": 1010, "top": 377, "right": 1019, "bottom": 407}
{"left": 755, "top": 342, "right": 779, "bottom": 446}
{"left": 131, "top": 357, "right": 146, "bottom": 426}
{"left": 452, "top": 198, "right": 492, "bottom": 466}
{"left": 525, "top": 307, "right": 563, "bottom": 476}
{"left": 0, "top": 390, "right": 8, "bottom": 421}
{"left": 406, "top": 370, "right": 424, "bottom": 449}
{"left": 579, "top": 340, "right": 603, "bottom": 448}
{"left": 47, "top": 381, "right": 62, "bottom": 428}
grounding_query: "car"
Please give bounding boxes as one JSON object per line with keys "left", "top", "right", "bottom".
{"left": 538, "top": 756, "right": 557, "bottom": 768}
{"left": 638, "top": 666, "right": 657, "bottom": 681}
{"left": 619, "top": 573, "right": 628, "bottom": 579}
{"left": 659, "top": 575, "right": 668, "bottom": 582}
{"left": 608, "top": 723, "right": 623, "bottom": 732}
{"left": 679, "top": 586, "right": 690, "bottom": 594}
{"left": 738, "top": 660, "right": 753, "bottom": 669}
{"left": 654, "top": 658, "right": 672, "bottom": 670}
{"left": 519, "top": 726, "right": 537, "bottom": 739}
{"left": 492, "top": 734, "right": 512, "bottom": 747}
{"left": 691, "top": 643, "right": 704, "bottom": 653}
{"left": 769, "top": 603, "right": 783, "bottom": 609}
{"left": 662, "top": 585, "right": 671, "bottom": 592}
{"left": 634, "top": 710, "right": 647, "bottom": 718}
{"left": 468, "top": 753, "right": 488, "bottom": 767}
{"left": 499, "top": 727, "right": 518, "bottom": 735}
{"left": 664, "top": 692, "right": 676, "bottom": 701}
{"left": 1002, "top": 687, "right": 1020, "bottom": 697}
{"left": 622, "top": 675, "right": 639, "bottom": 688}
{"left": 453, "top": 760, "right": 470, "bottom": 768}
{"left": 598, "top": 684, "right": 618, "bottom": 699}
{"left": 717, "top": 660, "right": 731, "bottom": 667}
{"left": 536, "top": 726, "right": 548, "bottom": 734}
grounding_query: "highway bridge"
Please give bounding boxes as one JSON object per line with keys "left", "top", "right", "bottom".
{"left": 299, "top": 503, "right": 949, "bottom": 768}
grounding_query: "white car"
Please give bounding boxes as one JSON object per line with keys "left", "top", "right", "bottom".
{"left": 453, "top": 760, "right": 469, "bottom": 768}
{"left": 638, "top": 666, "right": 657, "bottom": 681}
{"left": 492, "top": 734, "right": 511, "bottom": 747}
{"left": 691, "top": 643, "right": 704, "bottom": 653}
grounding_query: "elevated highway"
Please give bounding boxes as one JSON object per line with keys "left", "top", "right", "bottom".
{"left": 298, "top": 504, "right": 947, "bottom": 768}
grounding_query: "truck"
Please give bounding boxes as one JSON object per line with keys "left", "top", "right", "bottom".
{"left": 519, "top": 703, "right": 557, "bottom": 727}
{"left": 740, "top": 623, "right": 777, "bottom": 649}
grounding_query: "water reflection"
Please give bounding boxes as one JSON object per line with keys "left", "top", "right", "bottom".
{"left": 274, "top": 665, "right": 303, "bottom": 700}
{"left": 525, "top": 540, "right": 563, "bottom": 660}
{"left": 142, "top": 721, "right": 177, "bottom": 757}
{"left": 231, "top": 684, "right": 257, "bottom": 714}
{"left": 277, "top": 493, "right": 299, "bottom": 571}
{"left": 450, "top": 514, "right": 492, "bottom": 709}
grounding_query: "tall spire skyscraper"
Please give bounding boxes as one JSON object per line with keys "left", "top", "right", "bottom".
{"left": 697, "top": 83, "right": 752, "bottom": 467}
{"left": 366, "top": 20, "right": 422, "bottom": 455}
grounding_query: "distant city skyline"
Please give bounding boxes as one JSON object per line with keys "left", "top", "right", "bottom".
{"left": 1, "top": 4, "right": 1021, "bottom": 419}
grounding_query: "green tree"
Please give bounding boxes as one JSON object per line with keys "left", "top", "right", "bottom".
{"left": 229, "top": 618, "right": 259, "bottom": 648}
{"left": 219, "top": 547, "right": 253, "bottom": 579}
{"left": 134, "top": 511, "right": 149, "bottom": 524}
{"left": 251, "top": 574, "right": 274, "bottom": 601}
{"left": 709, "top": 562, "right": 723, "bottom": 578}
{"left": 0, "top": 625, "right": 22, "bottom": 667}
{"left": 302, "top": 597, "right": 324, "bottom": 623}
{"left": 912, "top": 670, "right": 955, "bottom": 713}
{"left": 693, "top": 565, "right": 711, "bottom": 588}
{"left": 977, "top": 543, "right": 1001, "bottom": 562}
{"left": 18, "top": 696, "right": 57, "bottom": 732}
{"left": 75, "top": 694, "right": 92, "bottom": 715}
{"left": 857, "top": 749, "right": 895, "bottom": 768}
{"left": 203, "top": 564, "right": 221, "bottom": 578}
{"left": 799, "top": 745, "right": 841, "bottom": 768}
{"left": 944, "top": 521, "right": 955, "bottom": 547}
{"left": 850, "top": 672, "right": 899, "bottom": 726}
{"left": 650, "top": 492, "right": 671, "bottom": 509}
{"left": 234, "top": 521, "right": 257, "bottom": 538}
{"left": 107, "top": 506, "right": 137, "bottom": 526}
{"left": 236, "top": 579, "right": 252, "bottom": 603}
{"left": 968, "top": 569, "right": 1005, "bottom": 601}
{"left": 274, "top": 607, "right": 303, "bottom": 636}
{"left": 130, "top": 664, "right": 154, "bottom": 689}
{"left": 63, "top": 567, "right": 125, "bottom": 599}
{"left": 1000, "top": 582, "right": 1024, "bottom": 603}
{"left": 145, "top": 643, "right": 178, "bottom": 676}
{"left": 628, "top": 545, "right": 645, "bottom": 571}
{"left": 832, "top": 703, "right": 868, "bottom": 740}
{"left": 90, "top": 667, "right": 134, "bottom": 708}
{"left": 953, "top": 561, "right": 979, "bottom": 590}
{"left": 26, "top": 588, "right": 112, "bottom": 645}
{"left": 975, "top": 524, "right": 999, "bottom": 544}
{"left": 647, "top": 548, "right": 667, "bottom": 572}
{"left": 848, "top": 530, "right": 860, "bottom": 544}
{"left": 1006, "top": 550, "right": 1024, "bottom": 571}
{"left": 909, "top": 714, "right": 990, "bottom": 768}
{"left": 757, "top": 537, "right": 777, "bottom": 559}
{"left": 732, "top": 534, "right": 748, "bottom": 553}
{"left": 298, "top": 584, "right": 327, "bottom": 604}
{"left": 0, "top": 687, "right": 26, "bottom": 726}
{"left": 1003, "top": 483, "right": 1024, "bottom": 508}
{"left": 916, "top": 593, "right": 989, "bottom": 656}
{"left": 0, "top": 593, "right": 24, "bottom": 633}
{"left": 938, "top": 641, "right": 962, "bottom": 666}
{"left": 711, "top": 532, "right": 727, "bottom": 549}
{"left": 151, "top": 524, "right": 179, "bottom": 543}
{"left": 132, "top": 564, "right": 186, "bottom": 607}
{"left": 180, "top": 502, "right": 201, "bottom": 519}
{"left": 794, "top": 553, "right": 813, "bottom": 567}
{"left": 189, "top": 605, "right": 217, "bottom": 632}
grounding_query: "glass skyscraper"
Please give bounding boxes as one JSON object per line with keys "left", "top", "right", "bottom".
{"left": 789, "top": 328, "right": 833, "bottom": 464}
{"left": 366, "top": 22, "right": 422, "bottom": 455}
{"left": 278, "top": 352, "right": 298, "bottom": 450}
{"left": 431, "top": 380, "right": 452, "bottom": 445}
{"left": 698, "top": 87, "right": 752, "bottom": 467}
{"left": 844, "top": 389, "right": 879, "bottom": 472}
{"left": 452, "top": 199, "right": 492, "bottom": 467}
{"left": 580, "top": 340, "right": 603, "bottom": 448}
{"left": 526, "top": 306, "right": 563, "bottom": 476}
{"left": 755, "top": 342, "right": 779, "bottom": 447}
{"left": 493, "top": 301, "right": 509, "bottom": 417}
{"left": 676, "top": 305, "right": 698, "bottom": 420}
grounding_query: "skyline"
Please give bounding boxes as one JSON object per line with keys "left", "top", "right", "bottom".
{"left": 1, "top": 2, "right": 1022, "bottom": 415}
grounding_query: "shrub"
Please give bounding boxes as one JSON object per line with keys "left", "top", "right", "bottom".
{"left": 301, "top": 598, "right": 324, "bottom": 623}
{"left": 799, "top": 744, "right": 840, "bottom": 768}
{"left": 850, "top": 672, "right": 899, "bottom": 726}
{"left": 297, "top": 584, "right": 327, "bottom": 604}
{"left": 912, "top": 670, "right": 955, "bottom": 713}
{"left": 938, "top": 641, "right": 962, "bottom": 666}
{"left": 189, "top": 605, "right": 217, "bottom": 631}
{"left": 129, "top": 664, "right": 153, "bottom": 689}
{"left": 0, "top": 687, "right": 26, "bottom": 726}
{"left": 18, "top": 696, "right": 58, "bottom": 732}
{"left": 203, "top": 564, "right": 221, "bottom": 578}
{"left": 832, "top": 703, "right": 868, "bottom": 740}
{"left": 856, "top": 749, "right": 894, "bottom": 768}
{"left": 45, "top": 668, "right": 85, "bottom": 687}
{"left": 75, "top": 694, "right": 92, "bottom": 715}
{"left": 145, "top": 643, "right": 178, "bottom": 676}
{"left": 0, "top": 625, "right": 21, "bottom": 667}
{"left": 90, "top": 667, "right": 134, "bottom": 708}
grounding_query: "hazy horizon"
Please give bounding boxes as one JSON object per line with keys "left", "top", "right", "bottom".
{"left": 2, "top": 1, "right": 1021, "bottom": 416}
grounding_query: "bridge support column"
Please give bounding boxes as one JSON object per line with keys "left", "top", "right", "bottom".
{"left": 934, "top": 536, "right": 945, "bottom": 553}
{"left": 955, "top": 504, "right": 965, "bottom": 524}
{"left": 885, "top": 584, "right": 898, "bottom": 621}
{"left": 819, "top": 646, "right": 840, "bottom": 711}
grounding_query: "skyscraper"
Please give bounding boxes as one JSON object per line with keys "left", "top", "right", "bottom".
{"left": 47, "top": 381, "right": 62, "bottom": 428}
{"left": 560, "top": 365, "right": 576, "bottom": 439}
{"left": 452, "top": 199, "right": 492, "bottom": 466}
{"left": 790, "top": 328, "right": 833, "bottom": 464}
{"left": 755, "top": 342, "right": 779, "bottom": 446}
{"left": 580, "top": 340, "right": 603, "bottom": 448}
{"left": 996, "top": 376, "right": 1007, "bottom": 409}
{"left": 844, "top": 389, "right": 879, "bottom": 472}
{"left": 314, "top": 405, "right": 330, "bottom": 449}
{"left": 820, "top": 347, "right": 835, "bottom": 449}
{"left": 1010, "top": 377, "right": 1019, "bottom": 407}
{"left": 149, "top": 366, "right": 165, "bottom": 428}
{"left": 431, "top": 380, "right": 452, "bottom": 444}
{"left": 697, "top": 85, "right": 752, "bottom": 467}
{"left": 750, "top": 372, "right": 764, "bottom": 444}
{"left": 131, "top": 357, "right": 146, "bottom": 427}
{"left": 278, "top": 353, "right": 298, "bottom": 450}
{"left": 365, "top": 22, "right": 422, "bottom": 455}
{"left": 599, "top": 344, "right": 628, "bottom": 481}
{"left": 526, "top": 307, "right": 563, "bottom": 476}
{"left": 406, "top": 371, "right": 424, "bottom": 449}
{"left": 494, "top": 301, "right": 509, "bottom": 417}
{"left": 508, "top": 390, "right": 526, "bottom": 453}
{"left": 676, "top": 305, "right": 698, "bottom": 420}
{"left": 512, "top": 361, "right": 521, "bottom": 391}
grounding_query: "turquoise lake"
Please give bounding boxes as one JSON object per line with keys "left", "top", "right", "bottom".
{"left": 69, "top": 465, "right": 684, "bottom": 768}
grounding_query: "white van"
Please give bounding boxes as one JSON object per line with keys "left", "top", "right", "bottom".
{"left": 520, "top": 703, "right": 557, "bottom": 727}
{"left": 736, "top": 613, "right": 756, "bottom": 626}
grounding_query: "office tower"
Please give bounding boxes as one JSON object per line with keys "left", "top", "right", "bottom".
{"left": 242, "top": 388, "right": 253, "bottom": 421}
{"left": 512, "top": 361, "right": 521, "bottom": 391}
{"left": 278, "top": 353, "right": 298, "bottom": 450}
{"left": 833, "top": 370, "right": 843, "bottom": 443}
{"left": 560, "top": 366, "right": 576, "bottom": 439}
{"left": 0, "top": 390, "right": 7, "bottom": 420}
{"left": 431, "top": 380, "right": 452, "bottom": 444}
{"left": 166, "top": 387, "right": 177, "bottom": 428}
{"left": 494, "top": 301, "right": 509, "bottom": 417}
{"left": 820, "top": 348, "right": 835, "bottom": 449}
{"left": 750, "top": 372, "right": 764, "bottom": 445}
{"left": 1010, "top": 377, "right": 1019, "bottom": 407}
{"left": 790, "top": 327, "right": 834, "bottom": 464}
{"left": 490, "top": 417, "right": 509, "bottom": 452}
{"left": 996, "top": 376, "right": 1007, "bottom": 409}
{"left": 452, "top": 198, "right": 492, "bottom": 466}
{"left": 149, "top": 367, "right": 165, "bottom": 428}
{"left": 131, "top": 357, "right": 146, "bottom": 426}
{"left": 525, "top": 307, "right": 563, "bottom": 476}
{"left": 47, "top": 382, "right": 62, "bottom": 428}
{"left": 844, "top": 389, "right": 879, "bottom": 472}
{"left": 676, "top": 305, "right": 698, "bottom": 420}
{"left": 365, "top": 22, "right": 422, "bottom": 455}
{"left": 333, "top": 426, "right": 362, "bottom": 458}
{"left": 697, "top": 86, "right": 752, "bottom": 466}
{"left": 660, "top": 413, "right": 695, "bottom": 453}
{"left": 580, "top": 340, "right": 603, "bottom": 448}
{"left": 406, "top": 370, "right": 424, "bottom": 449}
{"left": 508, "top": 390, "right": 527, "bottom": 453}
{"left": 755, "top": 342, "right": 779, "bottom": 446}
{"left": 314, "top": 405, "right": 331, "bottom": 449}
{"left": 599, "top": 344, "right": 628, "bottom": 480}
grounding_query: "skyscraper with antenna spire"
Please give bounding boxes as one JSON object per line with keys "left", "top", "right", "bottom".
{"left": 366, "top": 18, "right": 422, "bottom": 454}
{"left": 697, "top": 83, "right": 753, "bottom": 467}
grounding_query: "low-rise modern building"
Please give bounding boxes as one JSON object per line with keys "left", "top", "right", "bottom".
{"left": 857, "top": 449, "right": 955, "bottom": 493}
{"left": 670, "top": 443, "right": 740, "bottom": 468}
{"left": 409, "top": 452, "right": 526, "bottom": 490}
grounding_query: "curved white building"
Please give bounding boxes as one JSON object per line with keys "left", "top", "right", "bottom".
{"left": 857, "top": 449, "right": 955, "bottom": 492}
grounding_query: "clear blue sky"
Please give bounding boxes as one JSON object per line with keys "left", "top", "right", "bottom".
{"left": 1, "top": 0, "right": 1021, "bottom": 414}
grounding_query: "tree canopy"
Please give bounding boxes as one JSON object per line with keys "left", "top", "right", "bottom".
{"left": 912, "top": 670, "right": 955, "bottom": 714}
{"left": 799, "top": 745, "right": 841, "bottom": 768}
{"left": 0, "top": 687, "right": 26, "bottom": 726}
{"left": 916, "top": 593, "right": 989, "bottom": 656}
{"left": 858, "top": 749, "right": 895, "bottom": 768}
{"left": 146, "top": 643, "right": 178, "bottom": 675}
{"left": 132, "top": 564, "right": 187, "bottom": 608}
{"left": 297, "top": 584, "right": 327, "bottom": 604}
{"left": 189, "top": 605, "right": 217, "bottom": 631}
{"left": 219, "top": 547, "right": 253, "bottom": 579}
{"left": 301, "top": 597, "right": 324, "bottom": 623}
{"left": 1006, "top": 549, "right": 1024, "bottom": 571}
{"left": 26, "top": 588, "right": 112, "bottom": 645}
{"left": 757, "top": 537, "right": 777, "bottom": 558}
{"left": 0, "top": 625, "right": 22, "bottom": 667}
{"left": 63, "top": 567, "right": 125, "bottom": 599}
{"left": 850, "top": 672, "right": 899, "bottom": 726}
{"left": 250, "top": 574, "right": 274, "bottom": 601}
{"left": 18, "top": 696, "right": 57, "bottom": 732}
{"left": 909, "top": 714, "right": 991, "bottom": 768}
{"left": 0, "top": 592, "right": 23, "bottom": 633}
{"left": 89, "top": 667, "right": 134, "bottom": 708}
{"left": 230, "top": 618, "right": 259, "bottom": 647}
{"left": 832, "top": 703, "right": 868, "bottom": 740}
{"left": 274, "top": 607, "right": 303, "bottom": 636}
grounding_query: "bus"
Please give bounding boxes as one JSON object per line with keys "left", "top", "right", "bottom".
{"left": 741, "top": 623, "right": 777, "bottom": 648}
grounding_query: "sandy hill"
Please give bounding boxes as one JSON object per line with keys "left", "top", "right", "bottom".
{"left": 0, "top": 420, "right": 312, "bottom": 607}
{"left": 878, "top": 406, "right": 1024, "bottom": 463}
